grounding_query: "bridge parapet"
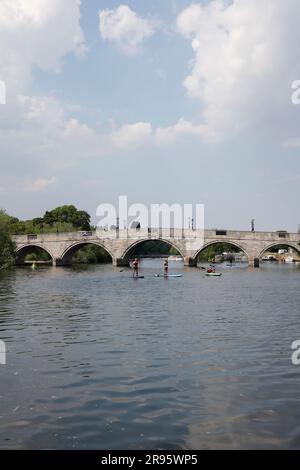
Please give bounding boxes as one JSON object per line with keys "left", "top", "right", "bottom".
{"left": 204, "top": 229, "right": 299, "bottom": 242}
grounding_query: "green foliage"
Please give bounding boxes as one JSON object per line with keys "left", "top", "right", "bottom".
{"left": 133, "top": 241, "right": 179, "bottom": 256}
{"left": 73, "top": 245, "right": 111, "bottom": 264}
{"left": 24, "top": 247, "right": 51, "bottom": 262}
{"left": 43, "top": 205, "right": 90, "bottom": 230}
{"left": 0, "top": 209, "right": 16, "bottom": 269}
{"left": 8, "top": 205, "right": 91, "bottom": 235}
{"left": 198, "top": 243, "right": 240, "bottom": 262}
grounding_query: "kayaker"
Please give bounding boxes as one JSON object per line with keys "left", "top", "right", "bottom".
{"left": 164, "top": 259, "right": 169, "bottom": 277}
{"left": 132, "top": 258, "right": 139, "bottom": 278}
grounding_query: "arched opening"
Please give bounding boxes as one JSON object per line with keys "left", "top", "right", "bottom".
{"left": 16, "top": 245, "right": 53, "bottom": 266}
{"left": 260, "top": 244, "right": 300, "bottom": 264}
{"left": 195, "top": 242, "right": 249, "bottom": 266}
{"left": 123, "top": 239, "right": 183, "bottom": 263}
{"left": 59, "top": 242, "right": 113, "bottom": 266}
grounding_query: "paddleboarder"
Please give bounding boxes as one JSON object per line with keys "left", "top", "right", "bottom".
{"left": 132, "top": 258, "right": 139, "bottom": 278}
{"left": 164, "top": 259, "right": 169, "bottom": 277}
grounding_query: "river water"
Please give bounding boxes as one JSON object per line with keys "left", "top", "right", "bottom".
{"left": 0, "top": 260, "right": 300, "bottom": 450}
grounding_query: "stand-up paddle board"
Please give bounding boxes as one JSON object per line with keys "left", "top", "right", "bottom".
{"left": 155, "top": 274, "right": 183, "bottom": 278}
{"left": 132, "top": 276, "right": 144, "bottom": 279}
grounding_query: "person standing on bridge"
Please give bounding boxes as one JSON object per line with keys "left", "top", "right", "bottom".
{"left": 164, "top": 259, "right": 169, "bottom": 277}
{"left": 132, "top": 258, "right": 139, "bottom": 278}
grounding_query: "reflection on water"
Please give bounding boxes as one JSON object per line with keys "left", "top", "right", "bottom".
{"left": 0, "top": 261, "right": 300, "bottom": 449}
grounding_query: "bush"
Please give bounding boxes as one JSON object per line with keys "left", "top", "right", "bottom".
{"left": 73, "top": 245, "right": 111, "bottom": 264}
{"left": 0, "top": 210, "right": 16, "bottom": 269}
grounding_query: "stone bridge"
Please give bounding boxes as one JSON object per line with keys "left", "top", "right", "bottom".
{"left": 13, "top": 228, "right": 300, "bottom": 268}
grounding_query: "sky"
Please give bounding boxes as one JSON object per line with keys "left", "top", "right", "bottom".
{"left": 0, "top": 0, "right": 300, "bottom": 231}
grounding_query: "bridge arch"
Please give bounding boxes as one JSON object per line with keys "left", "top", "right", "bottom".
{"left": 16, "top": 244, "right": 54, "bottom": 265}
{"left": 259, "top": 242, "right": 300, "bottom": 259}
{"left": 59, "top": 241, "right": 113, "bottom": 266}
{"left": 193, "top": 240, "right": 250, "bottom": 263}
{"left": 121, "top": 238, "right": 185, "bottom": 262}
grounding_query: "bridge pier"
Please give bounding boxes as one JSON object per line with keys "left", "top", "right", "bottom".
{"left": 184, "top": 256, "right": 197, "bottom": 267}
{"left": 248, "top": 257, "right": 260, "bottom": 268}
{"left": 52, "top": 258, "right": 64, "bottom": 267}
{"left": 113, "top": 258, "right": 130, "bottom": 267}
{"left": 53, "top": 258, "right": 72, "bottom": 267}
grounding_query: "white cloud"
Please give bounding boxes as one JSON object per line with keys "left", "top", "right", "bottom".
{"left": 99, "top": 5, "right": 157, "bottom": 56}
{"left": 155, "top": 118, "right": 205, "bottom": 145}
{"left": 0, "top": 0, "right": 85, "bottom": 92}
{"left": 64, "top": 118, "right": 95, "bottom": 138}
{"left": 111, "top": 122, "right": 153, "bottom": 148}
{"left": 177, "top": 0, "right": 300, "bottom": 143}
{"left": 25, "top": 176, "right": 57, "bottom": 193}
{"left": 0, "top": 92, "right": 157, "bottom": 178}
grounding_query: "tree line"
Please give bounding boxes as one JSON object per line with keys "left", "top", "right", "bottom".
{"left": 0, "top": 209, "right": 16, "bottom": 269}
{"left": 7, "top": 205, "right": 91, "bottom": 235}
{"left": 0, "top": 205, "right": 91, "bottom": 269}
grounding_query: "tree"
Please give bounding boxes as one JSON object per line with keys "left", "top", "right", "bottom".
{"left": 32, "top": 218, "right": 44, "bottom": 229}
{"left": 6, "top": 205, "right": 92, "bottom": 236}
{"left": 73, "top": 245, "right": 111, "bottom": 264}
{"left": 43, "top": 211, "right": 55, "bottom": 226}
{"left": 0, "top": 209, "right": 16, "bottom": 269}
{"left": 198, "top": 243, "right": 241, "bottom": 262}
{"left": 74, "top": 210, "right": 91, "bottom": 230}
{"left": 42, "top": 205, "right": 91, "bottom": 231}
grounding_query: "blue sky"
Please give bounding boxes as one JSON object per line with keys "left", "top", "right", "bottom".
{"left": 0, "top": 0, "right": 300, "bottom": 231}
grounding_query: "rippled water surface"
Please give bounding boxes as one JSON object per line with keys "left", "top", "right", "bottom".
{"left": 1, "top": 261, "right": 300, "bottom": 449}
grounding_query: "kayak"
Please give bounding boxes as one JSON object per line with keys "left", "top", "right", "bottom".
{"left": 155, "top": 274, "right": 183, "bottom": 278}
{"left": 206, "top": 272, "right": 222, "bottom": 277}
